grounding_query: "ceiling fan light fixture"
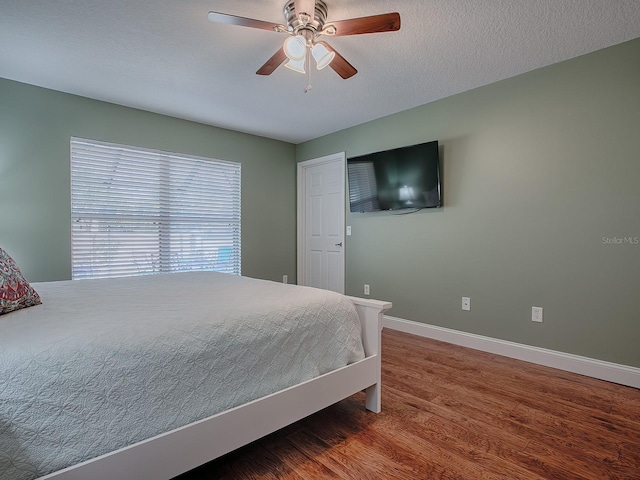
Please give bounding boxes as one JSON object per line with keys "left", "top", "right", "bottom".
{"left": 284, "top": 58, "right": 306, "bottom": 74}
{"left": 311, "top": 43, "right": 335, "bottom": 70}
{"left": 283, "top": 35, "right": 307, "bottom": 61}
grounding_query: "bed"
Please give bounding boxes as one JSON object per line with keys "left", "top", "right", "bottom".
{"left": 0, "top": 271, "right": 390, "bottom": 480}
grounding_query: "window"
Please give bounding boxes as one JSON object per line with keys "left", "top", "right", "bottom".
{"left": 71, "top": 138, "right": 241, "bottom": 279}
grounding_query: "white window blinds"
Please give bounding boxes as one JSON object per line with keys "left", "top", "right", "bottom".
{"left": 71, "top": 138, "right": 241, "bottom": 279}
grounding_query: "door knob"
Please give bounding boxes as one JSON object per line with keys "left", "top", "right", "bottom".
{"left": 335, "top": 242, "right": 343, "bottom": 247}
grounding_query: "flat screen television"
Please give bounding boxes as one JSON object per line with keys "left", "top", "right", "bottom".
{"left": 347, "top": 140, "right": 441, "bottom": 213}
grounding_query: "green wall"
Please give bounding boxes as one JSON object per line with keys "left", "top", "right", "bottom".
{"left": 0, "top": 78, "right": 297, "bottom": 283}
{"left": 297, "top": 38, "right": 640, "bottom": 368}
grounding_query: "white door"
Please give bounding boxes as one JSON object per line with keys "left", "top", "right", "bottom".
{"left": 297, "top": 153, "right": 345, "bottom": 293}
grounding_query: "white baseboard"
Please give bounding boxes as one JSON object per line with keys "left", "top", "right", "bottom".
{"left": 384, "top": 315, "right": 640, "bottom": 389}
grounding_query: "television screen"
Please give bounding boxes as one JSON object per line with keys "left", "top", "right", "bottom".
{"left": 347, "top": 140, "right": 441, "bottom": 212}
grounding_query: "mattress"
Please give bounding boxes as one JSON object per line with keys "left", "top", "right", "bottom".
{"left": 0, "top": 272, "right": 364, "bottom": 480}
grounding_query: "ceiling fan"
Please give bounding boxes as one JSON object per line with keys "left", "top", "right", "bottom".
{"left": 207, "top": 0, "right": 400, "bottom": 81}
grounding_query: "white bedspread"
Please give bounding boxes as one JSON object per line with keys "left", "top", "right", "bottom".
{"left": 0, "top": 272, "right": 364, "bottom": 480}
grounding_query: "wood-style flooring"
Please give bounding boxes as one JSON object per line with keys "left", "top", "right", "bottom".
{"left": 176, "top": 329, "right": 640, "bottom": 479}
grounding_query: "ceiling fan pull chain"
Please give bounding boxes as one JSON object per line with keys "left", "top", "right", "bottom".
{"left": 304, "top": 47, "right": 312, "bottom": 93}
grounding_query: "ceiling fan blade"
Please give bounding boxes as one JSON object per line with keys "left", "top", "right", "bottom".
{"left": 256, "top": 48, "right": 288, "bottom": 76}
{"left": 294, "top": 0, "right": 315, "bottom": 23}
{"left": 318, "top": 42, "right": 357, "bottom": 79}
{"left": 327, "top": 12, "right": 400, "bottom": 36}
{"left": 208, "top": 11, "right": 282, "bottom": 32}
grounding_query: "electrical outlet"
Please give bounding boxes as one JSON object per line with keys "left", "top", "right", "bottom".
{"left": 532, "top": 306, "right": 543, "bottom": 323}
{"left": 462, "top": 297, "right": 471, "bottom": 311}
{"left": 364, "top": 284, "right": 370, "bottom": 295}
{"left": 282, "top": 275, "right": 288, "bottom": 284}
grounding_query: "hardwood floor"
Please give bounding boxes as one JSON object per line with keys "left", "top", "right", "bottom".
{"left": 176, "top": 329, "right": 640, "bottom": 479}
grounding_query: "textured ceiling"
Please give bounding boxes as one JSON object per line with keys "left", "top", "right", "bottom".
{"left": 1, "top": 0, "right": 639, "bottom": 144}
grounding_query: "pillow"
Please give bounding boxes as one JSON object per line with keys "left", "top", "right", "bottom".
{"left": 0, "top": 247, "right": 41, "bottom": 315}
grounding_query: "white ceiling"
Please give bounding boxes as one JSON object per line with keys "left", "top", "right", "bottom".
{"left": 1, "top": 1, "right": 639, "bottom": 144}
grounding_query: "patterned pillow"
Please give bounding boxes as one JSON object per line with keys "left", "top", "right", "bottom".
{"left": 0, "top": 247, "right": 41, "bottom": 315}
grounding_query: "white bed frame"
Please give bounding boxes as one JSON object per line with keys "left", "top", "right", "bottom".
{"left": 40, "top": 296, "right": 391, "bottom": 480}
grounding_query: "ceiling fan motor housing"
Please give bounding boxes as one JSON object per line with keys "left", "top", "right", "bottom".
{"left": 284, "top": 0, "right": 328, "bottom": 34}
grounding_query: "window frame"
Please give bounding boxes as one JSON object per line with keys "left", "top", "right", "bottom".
{"left": 70, "top": 137, "right": 241, "bottom": 279}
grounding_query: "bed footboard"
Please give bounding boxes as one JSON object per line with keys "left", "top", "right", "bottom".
{"left": 346, "top": 296, "right": 392, "bottom": 413}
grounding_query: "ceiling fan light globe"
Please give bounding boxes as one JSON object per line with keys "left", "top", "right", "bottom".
{"left": 311, "top": 43, "right": 335, "bottom": 70}
{"left": 283, "top": 35, "right": 307, "bottom": 61}
{"left": 284, "top": 58, "right": 306, "bottom": 74}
